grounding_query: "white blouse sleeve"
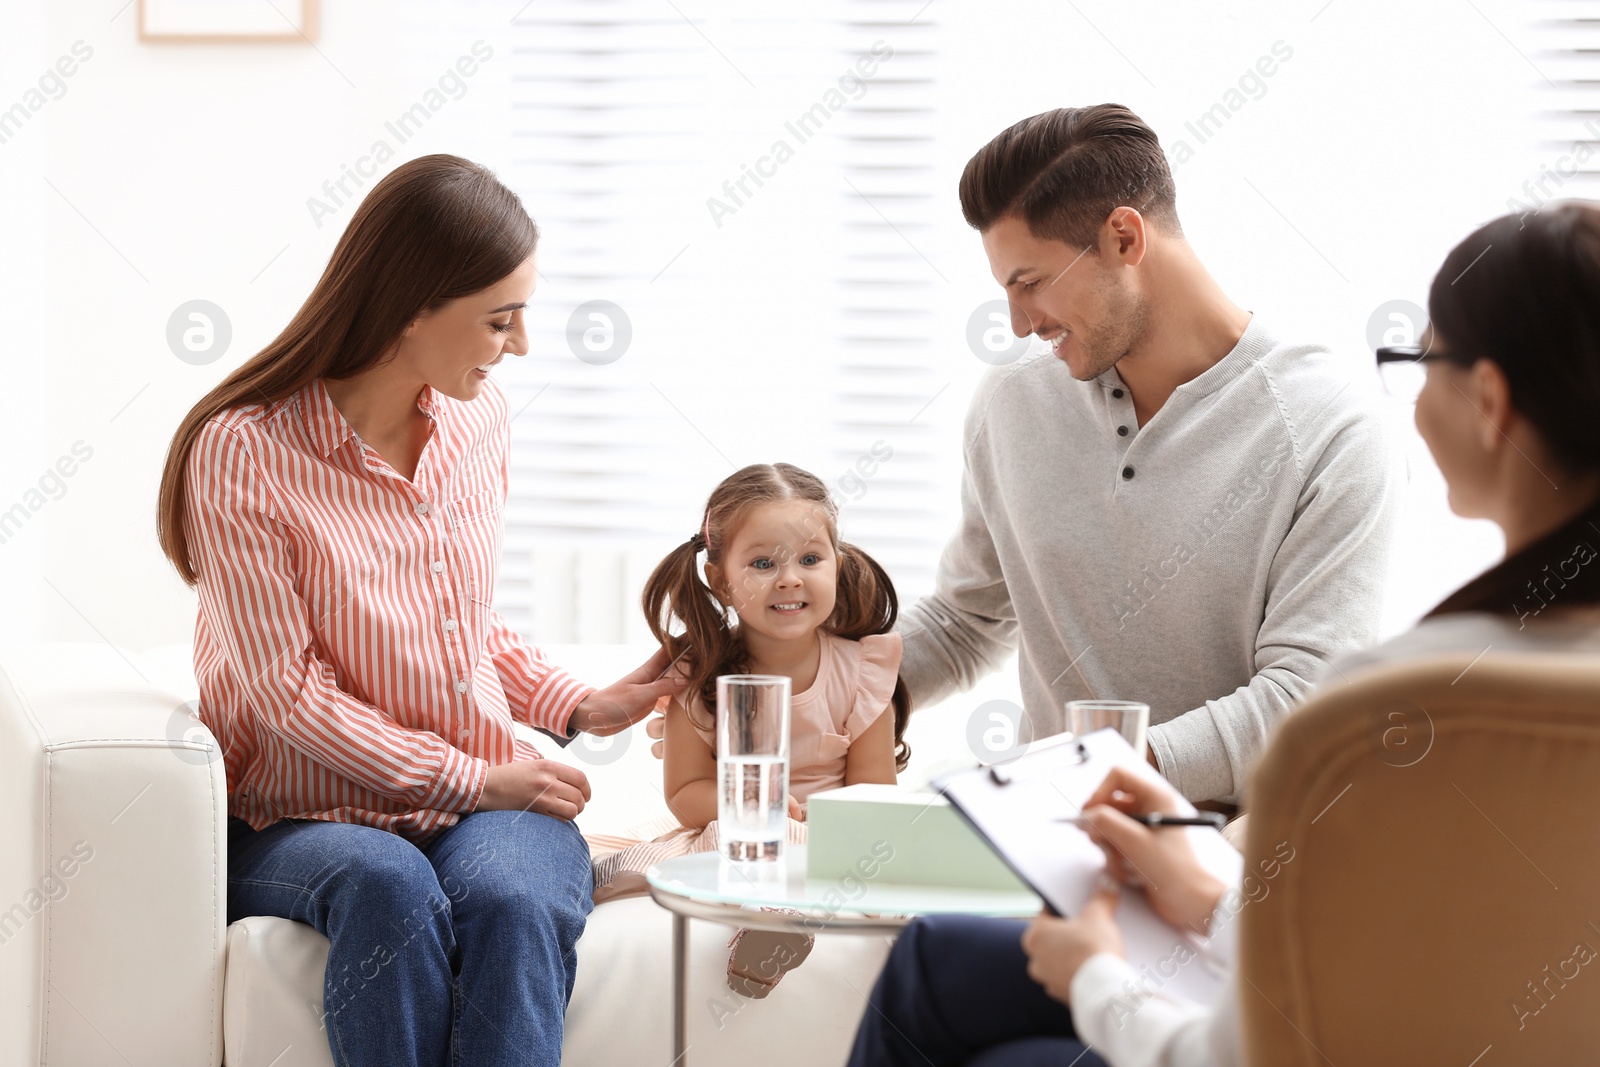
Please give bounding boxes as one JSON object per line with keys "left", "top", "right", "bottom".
{"left": 1067, "top": 903, "right": 1241, "bottom": 1067}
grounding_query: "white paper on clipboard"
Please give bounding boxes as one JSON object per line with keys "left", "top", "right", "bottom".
{"left": 935, "top": 727, "right": 1244, "bottom": 1008}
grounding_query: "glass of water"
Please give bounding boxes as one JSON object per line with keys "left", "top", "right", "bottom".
{"left": 1066, "top": 700, "right": 1150, "bottom": 760}
{"left": 717, "top": 675, "right": 792, "bottom": 863}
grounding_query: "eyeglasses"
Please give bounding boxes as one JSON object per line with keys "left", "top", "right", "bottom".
{"left": 1374, "top": 344, "right": 1478, "bottom": 404}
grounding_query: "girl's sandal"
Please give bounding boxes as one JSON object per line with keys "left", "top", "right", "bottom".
{"left": 725, "top": 909, "right": 815, "bottom": 999}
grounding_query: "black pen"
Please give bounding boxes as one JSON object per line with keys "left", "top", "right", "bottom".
{"left": 1058, "top": 811, "right": 1227, "bottom": 831}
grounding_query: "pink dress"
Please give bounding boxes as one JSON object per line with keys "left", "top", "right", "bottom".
{"left": 588, "top": 631, "right": 902, "bottom": 903}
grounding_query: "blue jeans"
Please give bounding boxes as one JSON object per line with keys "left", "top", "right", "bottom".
{"left": 847, "top": 915, "right": 1108, "bottom": 1067}
{"left": 227, "top": 810, "right": 593, "bottom": 1067}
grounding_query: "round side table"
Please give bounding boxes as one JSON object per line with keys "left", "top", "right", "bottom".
{"left": 645, "top": 844, "right": 1040, "bottom": 1065}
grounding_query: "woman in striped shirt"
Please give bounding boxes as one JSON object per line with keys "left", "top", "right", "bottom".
{"left": 156, "top": 154, "right": 681, "bottom": 1067}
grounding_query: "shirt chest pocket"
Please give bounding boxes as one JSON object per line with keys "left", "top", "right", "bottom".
{"left": 446, "top": 488, "right": 503, "bottom": 607}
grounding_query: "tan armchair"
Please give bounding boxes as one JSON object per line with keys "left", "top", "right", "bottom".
{"left": 1238, "top": 650, "right": 1600, "bottom": 1064}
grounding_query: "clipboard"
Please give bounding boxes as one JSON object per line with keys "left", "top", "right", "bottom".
{"left": 934, "top": 727, "right": 1244, "bottom": 1008}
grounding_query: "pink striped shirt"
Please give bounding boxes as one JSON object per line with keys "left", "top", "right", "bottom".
{"left": 186, "top": 376, "right": 593, "bottom": 843}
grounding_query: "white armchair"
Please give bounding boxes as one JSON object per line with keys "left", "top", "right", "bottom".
{"left": 1, "top": 641, "right": 1013, "bottom": 1066}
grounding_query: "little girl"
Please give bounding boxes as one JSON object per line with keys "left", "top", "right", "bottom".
{"left": 589, "top": 462, "right": 910, "bottom": 997}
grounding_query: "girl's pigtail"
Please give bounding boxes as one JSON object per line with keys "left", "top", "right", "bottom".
{"left": 641, "top": 533, "right": 733, "bottom": 732}
{"left": 832, "top": 541, "right": 912, "bottom": 772}
{"left": 830, "top": 541, "right": 899, "bottom": 639}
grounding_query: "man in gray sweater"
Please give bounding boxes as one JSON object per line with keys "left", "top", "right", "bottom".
{"left": 902, "top": 104, "right": 1401, "bottom": 801}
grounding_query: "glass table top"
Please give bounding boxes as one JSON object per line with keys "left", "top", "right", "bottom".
{"left": 645, "top": 845, "right": 1042, "bottom": 917}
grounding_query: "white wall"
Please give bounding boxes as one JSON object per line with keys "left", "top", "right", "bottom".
{"left": 2, "top": 0, "right": 1553, "bottom": 654}
{"left": 13, "top": 2, "right": 519, "bottom": 651}
{"left": 0, "top": 0, "right": 49, "bottom": 646}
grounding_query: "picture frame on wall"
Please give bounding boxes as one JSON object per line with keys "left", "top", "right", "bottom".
{"left": 138, "top": 0, "right": 320, "bottom": 44}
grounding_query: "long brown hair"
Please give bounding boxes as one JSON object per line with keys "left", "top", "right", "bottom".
{"left": 642, "top": 463, "right": 912, "bottom": 772}
{"left": 156, "top": 154, "right": 538, "bottom": 585}
{"left": 1424, "top": 202, "right": 1600, "bottom": 621}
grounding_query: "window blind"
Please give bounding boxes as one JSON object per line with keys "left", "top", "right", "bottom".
{"left": 1527, "top": 3, "right": 1600, "bottom": 204}
{"left": 498, "top": 0, "right": 946, "bottom": 641}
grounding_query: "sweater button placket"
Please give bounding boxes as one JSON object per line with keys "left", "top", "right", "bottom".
{"left": 1110, "top": 384, "right": 1134, "bottom": 485}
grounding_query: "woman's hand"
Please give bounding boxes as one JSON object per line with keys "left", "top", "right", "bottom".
{"left": 477, "top": 759, "right": 592, "bottom": 820}
{"left": 1020, "top": 884, "right": 1123, "bottom": 1005}
{"left": 1078, "top": 766, "right": 1227, "bottom": 936}
{"left": 787, "top": 794, "right": 805, "bottom": 822}
{"left": 569, "top": 647, "right": 688, "bottom": 737}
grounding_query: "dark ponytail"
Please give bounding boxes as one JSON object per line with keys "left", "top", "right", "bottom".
{"left": 1425, "top": 201, "right": 1600, "bottom": 621}
{"left": 1427, "top": 201, "right": 1600, "bottom": 475}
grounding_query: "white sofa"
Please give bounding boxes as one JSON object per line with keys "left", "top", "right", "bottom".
{"left": 0, "top": 641, "right": 1019, "bottom": 1066}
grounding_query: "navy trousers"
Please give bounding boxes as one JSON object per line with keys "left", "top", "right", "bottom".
{"left": 847, "top": 914, "right": 1109, "bottom": 1067}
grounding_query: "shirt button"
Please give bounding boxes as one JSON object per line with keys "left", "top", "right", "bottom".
{"left": 432, "top": 561, "right": 445, "bottom": 573}
{"left": 1122, "top": 466, "right": 1135, "bottom": 480}
{"left": 1117, "top": 425, "right": 1129, "bottom": 437}
{"left": 1112, "top": 388, "right": 1125, "bottom": 399}
{"left": 444, "top": 619, "right": 458, "bottom": 632}
{"left": 455, "top": 680, "right": 469, "bottom": 694}
{"left": 415, "top": 501, "right": 431, "bottom": 517}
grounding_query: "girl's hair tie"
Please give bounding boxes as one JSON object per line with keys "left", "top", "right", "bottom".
{"left": 689, "top": 530, "right": 707, "bottom": 550}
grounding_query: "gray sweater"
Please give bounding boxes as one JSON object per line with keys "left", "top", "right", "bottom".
{"left": 899, "top": 316, "right": 1402, "bottom": 800}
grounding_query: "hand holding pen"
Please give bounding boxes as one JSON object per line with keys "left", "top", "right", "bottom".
{"left": 1074, "top": 766, "right": 1230, "bottom": 937}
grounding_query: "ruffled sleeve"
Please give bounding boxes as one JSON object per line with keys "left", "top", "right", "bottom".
{"left": 843, "top": 631, "right": 903, "bottom": 739}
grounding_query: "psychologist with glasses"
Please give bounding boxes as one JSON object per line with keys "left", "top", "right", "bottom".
{"left": 1374, "top": 337, "right": 1481, "bottom": 404}
{"left": 155, "top": 155, "right": 683, "bottom": 1067}
{"left": 845, "top": 201, "right": 1600, "bottom": 1067}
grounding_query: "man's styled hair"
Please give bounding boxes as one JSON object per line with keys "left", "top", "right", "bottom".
{"left": 958, "top": 104, "right": 1181, "bottom": 249}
